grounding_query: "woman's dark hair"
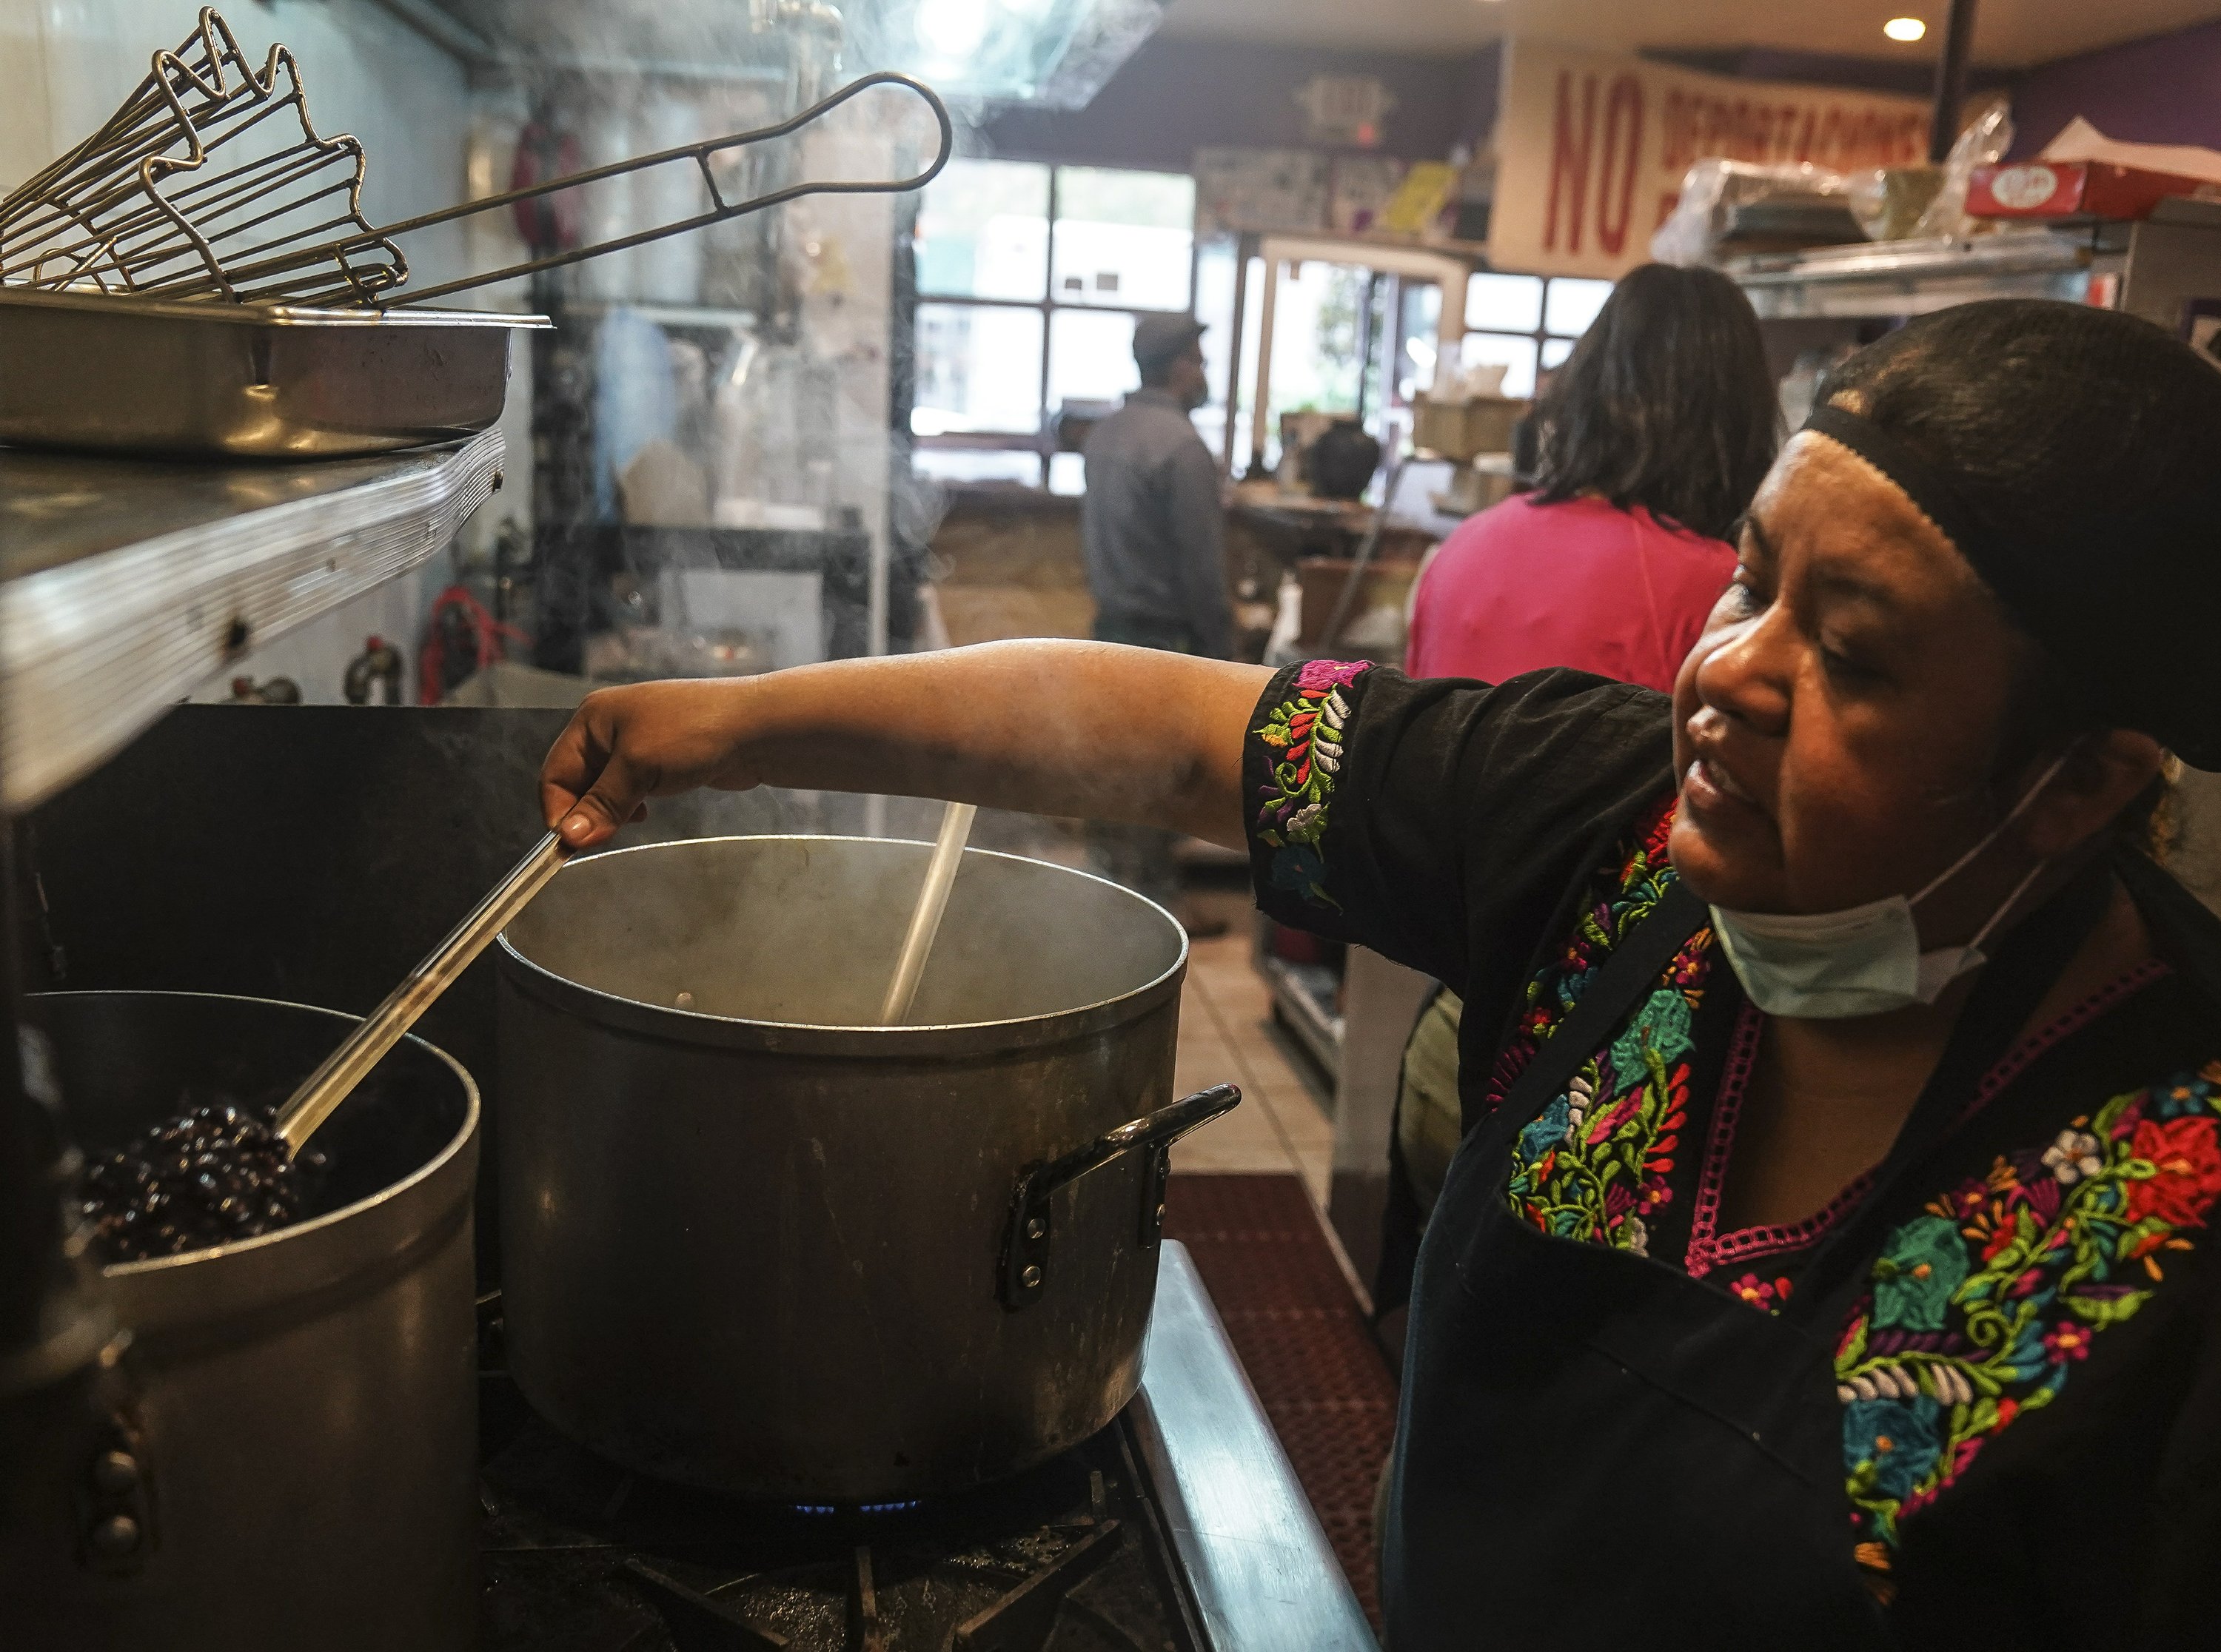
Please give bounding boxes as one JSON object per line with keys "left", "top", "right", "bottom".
{"left": 1528, "top": 262, "right": 1780, "bottom": 541}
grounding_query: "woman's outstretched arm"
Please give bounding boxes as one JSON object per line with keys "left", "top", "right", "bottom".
{"left": 540, "top": 639, "right": 1274, "bottom": 850}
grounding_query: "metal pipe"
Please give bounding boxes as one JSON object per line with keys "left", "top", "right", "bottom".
{"left": 1250, "top": 260, "right": 1281, "bottom": 478}
{"left": 1354, "top": 270, "right": 1380, "bottom": 425}
{"left": 1929, "top": 0, "right": 1978, "bottom": 163}
{"left": 1219, "top": 234, "right": 1252, "bottom": 480}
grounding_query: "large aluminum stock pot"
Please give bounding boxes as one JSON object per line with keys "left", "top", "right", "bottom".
{"left": 7, "top": 991, "right": 480, "bottom": 1651}
{"left": 495, "top": 834, "right": 1236, "bottom": 1502}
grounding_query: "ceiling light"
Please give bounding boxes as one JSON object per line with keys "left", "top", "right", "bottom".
{"left": 917, "top": 0, "right": 991, "bottom": 58}
{"left": 1884, "top": 16, "right": 1927, "bottom": 41}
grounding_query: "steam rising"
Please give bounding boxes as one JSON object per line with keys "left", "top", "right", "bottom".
{"left": 443, "top": 4, "right": 976, "bottom": 693}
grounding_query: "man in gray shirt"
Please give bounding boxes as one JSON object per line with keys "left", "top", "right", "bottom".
{"left": 1079, "top": 316, "right": 1231, "bottom": 927}
{"left": 1082, "top": 315, "right": 1231, "bottom": 660}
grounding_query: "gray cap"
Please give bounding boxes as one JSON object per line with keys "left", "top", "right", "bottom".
{"left": 1133, "top": 313, "right": 1205, "bottom": 372}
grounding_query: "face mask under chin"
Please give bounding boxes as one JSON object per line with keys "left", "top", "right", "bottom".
{"left": 1706, "top": 753, "right": 2070, "bottom": 1019}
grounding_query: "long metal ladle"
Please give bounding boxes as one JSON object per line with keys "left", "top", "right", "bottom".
{"left": 877, "top": 801, "right": 977, "bottom": 1026}
{"left": 273, "top": 831, "right": 569, "bottom": 1152}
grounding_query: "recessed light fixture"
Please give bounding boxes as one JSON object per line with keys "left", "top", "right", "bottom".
{"left": 1884, "top": 16, "right": 1927, "bottom": 41}
{"left": 917, "top": 0, "right": 991, "bottom": 58}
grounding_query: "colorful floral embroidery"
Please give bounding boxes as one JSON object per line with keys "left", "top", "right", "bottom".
{"left": 1252, "top": 659, "right": 1372, "bottom": 908}
{"left": 1482, "top": 796, "right": 1684, "bottom": 1113}
{"left": 1496, "top": 798, "right": 1714, "bottom": 1253}
{"left": 1834, "top": 1062, "right": 2221, "bottom": 1578}
{"left": 1728, "top": 1271, "right": 1795, "bottom": 1309}
{"left": 1478, "top": 792, "right": 2213, "bottom": 1586}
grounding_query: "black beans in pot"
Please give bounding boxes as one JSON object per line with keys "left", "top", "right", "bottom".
{"left": 75, "top": 1089, "right": 325, "bottom": 1263}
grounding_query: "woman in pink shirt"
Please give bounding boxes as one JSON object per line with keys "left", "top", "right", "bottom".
{"left": 1393, "top": 263, "right": 1781, "bottom": 1244}
{"left": 1406, "top": 263, "right": 1781, "bottom": 693}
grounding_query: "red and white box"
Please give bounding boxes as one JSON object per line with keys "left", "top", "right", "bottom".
{"left": 1968, "top": 160, "right": 2218, "bottom": 221}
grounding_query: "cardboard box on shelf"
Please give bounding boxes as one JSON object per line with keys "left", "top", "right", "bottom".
{"left": 1968, "top": 160, "right": 2218, "bottom": 221}
{"left": 1412, "top": 397, "right": 1527, "bottom": 463}
{"left": 1296, "top": 552, "right": 1427, "bottom": 649}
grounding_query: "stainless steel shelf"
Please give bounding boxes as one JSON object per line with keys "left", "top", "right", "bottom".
{"left": 1727, "top": 228, "right": 2114, "bottom": 318}
{"left": 1133, "top": 1241, "right": 1379, "bottom": 1652}
{"left": 0, "top": 428, "right": 504, "bottom": 809}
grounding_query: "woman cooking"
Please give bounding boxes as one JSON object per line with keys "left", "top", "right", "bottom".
{"left": 540, "top": 300, "right": 2221, "bottom": 1647}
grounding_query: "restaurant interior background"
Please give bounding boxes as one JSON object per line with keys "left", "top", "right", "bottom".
{"left": 10, "top": 0, "right": 2221, "bottom": 1643}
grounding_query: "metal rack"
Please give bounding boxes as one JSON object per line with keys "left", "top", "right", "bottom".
{"left": 1252, "top": 912, "right": 1344, "bottom": 1083}
{"left": 0, "top": 429, "right": 503, "bottom": 810}
{"left": 1727, "top": 224, "right": 2114, "bottom": 318}
{"left": 1726, "top": 198, "right": 2221, "bottom": 329}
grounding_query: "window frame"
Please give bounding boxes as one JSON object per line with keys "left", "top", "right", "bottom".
{"left": 1459, "top": 273, "right": 1609, "bottom": 400}
{"left": 910, "top": 161, "right": 1201, "bottom": 490}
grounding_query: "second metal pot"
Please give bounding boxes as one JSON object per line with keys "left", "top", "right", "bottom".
{"left": 495, "top": 834, "right": 1228, "bottom": 1502}
{"left": 4, "top": 991, "right": 480, "bottom": 1651}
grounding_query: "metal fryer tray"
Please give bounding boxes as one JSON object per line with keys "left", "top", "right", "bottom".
{"left": 0, "top": 286, "right": 550, "bottom": 460}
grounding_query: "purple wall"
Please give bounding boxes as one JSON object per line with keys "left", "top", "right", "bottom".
{"left": 980, "top": 36, "right": 1496, "bottom": 169}
{"left": 2009, "top": 21, "right": 2221, "bottom": 157}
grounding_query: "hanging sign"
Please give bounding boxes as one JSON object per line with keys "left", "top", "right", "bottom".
{"left": 1490, "top": 39, "right": 1930, "bottom": 278}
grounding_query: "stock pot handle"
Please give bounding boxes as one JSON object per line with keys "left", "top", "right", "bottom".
{"left": 999, "top": 1084, "right": 1242, "bottom": 1309}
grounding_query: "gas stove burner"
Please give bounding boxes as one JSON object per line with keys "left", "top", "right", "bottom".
{"left": 473, "top": 1246, "right": 1374, "bottom": 1651}
{"left": 617, "top": 1522, "right": 1125, "bottom": 1652}
{"left": 478, "top": 1377, "right": 1202, "bottom": 1652}
{"left": 793, "top": 1502, "right": 922, "bottom": 1518}
{"left": 620, "top": 1561, "right": 787, "bottom": 1651}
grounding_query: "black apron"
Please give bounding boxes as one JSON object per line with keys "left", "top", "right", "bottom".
{"left": 1381, "top": 861, "right": 2117, "bottom": 1650}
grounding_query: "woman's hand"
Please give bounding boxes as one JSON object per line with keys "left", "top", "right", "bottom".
{"left": 538, "top": 641, "right": 1270, "bottom": 851}
{"left": 542, "top": 680, "right": 759, "bottom": 847}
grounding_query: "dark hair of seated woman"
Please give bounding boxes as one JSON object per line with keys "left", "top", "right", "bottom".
{"left": 1527, "top": 261, "right": 1781, "bottom": 542}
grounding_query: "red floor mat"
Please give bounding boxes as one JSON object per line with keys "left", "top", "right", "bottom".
{"left": 1162, "top": 1173, "right": 1397, "bottom": 1631}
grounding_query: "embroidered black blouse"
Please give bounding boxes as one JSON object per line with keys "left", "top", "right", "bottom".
{"left": 1244, "top": 659, "right": 2221, "bottom": 1647}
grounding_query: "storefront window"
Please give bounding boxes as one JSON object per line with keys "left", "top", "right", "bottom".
{"left": 911, "top": 302, "right": 1047, "bottom": 435}
{"left": 911, "top": 158, "right": 1051, "bottom": 302}
{"left": 1456, "top": 332, "right": 1542, "bottom": 401}
{"left": 1544, "top": 277, "right": 1614, "bottom": 337}
{"left": 1464, "top": 272, "right": 1544, "bottom": 334}
{"left": 1050, "top": 167, "right": 1195, "bottom": 310}
{"left": 1048, "top": 308, "right": 1139, "bottom": 407}
{"left": 912, "top": 448, "right": 1045, "bottom": 487}
{"left": 1461, "top": 274, "right": 1613, "bottom": 397}
{"left": 910, "top": 160, "right": 1199, "bottom": 481}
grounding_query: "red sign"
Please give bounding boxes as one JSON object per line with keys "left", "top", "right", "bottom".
{"left": 1492, "top": 41, "right": 1929, "bottom": 278}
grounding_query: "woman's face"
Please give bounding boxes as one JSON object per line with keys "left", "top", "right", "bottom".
{"left": 1668, "top": 432, "right": 2036, "bottom": 923}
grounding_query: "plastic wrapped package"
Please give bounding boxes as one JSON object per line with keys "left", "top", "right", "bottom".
{"left": 1919, "top": 102, "right": 2015, "bottom": 238}
{"left": 1651, "top": 160, "right": 1866, "bottom": 264}
{"left": 1849, "top": 101, "right": 2014, "bottom": 242}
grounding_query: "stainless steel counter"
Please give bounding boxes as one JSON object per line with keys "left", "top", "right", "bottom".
{"left": 0, "top": 429, "right": 503, "bottom": 808}
{"left": 1136, "top": 1240, "right": 1380, "bottom": 1651}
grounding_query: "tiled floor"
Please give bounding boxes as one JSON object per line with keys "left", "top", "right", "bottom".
{"left": 1170, "top": 926, "right": 1336, "bottom": 1203}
